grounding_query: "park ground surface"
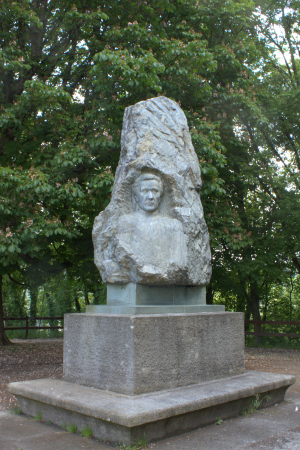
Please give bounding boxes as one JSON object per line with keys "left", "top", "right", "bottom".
{"left": 1, "top": 339, "right": 300, "bottom": 449}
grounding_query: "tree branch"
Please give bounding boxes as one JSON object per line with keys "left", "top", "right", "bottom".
{"left": 8, "top": 274, "right": 26, "bottom": 287}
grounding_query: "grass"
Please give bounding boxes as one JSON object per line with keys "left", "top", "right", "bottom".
{"left": 117, "top": 436, "right": 147, "bottom": 450}
{"left": 215, "top": 417, "right": 224, "bottom": 425}
{"left": 33, "top": 412, "right": 42, "bottom": 421}
{"left": 61, "top": 423, "right": 93, "bottom": 438}
{"left": 245, "top": 335, "right": 300, "bottom": 350}
{"left": 81, "top": 426, "right": 93, "bottom": 438}
{"left": 9, "top": 405, "right": 22, "bottom": 415}
{"left": 67, "top": 423, "right": 77, "bottom": 433}
{"left": 242, "top": 394, "right": 271, "bottom": 416}
{"left": 6, "top": 329, "right": 63, "bottom": 340}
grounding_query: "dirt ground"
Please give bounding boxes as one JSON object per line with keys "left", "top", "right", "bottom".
{"left": 0, "top": 338, "right": 64, "bottom": 409}
{"left": 1, "top": 339, "right": 300, "bottom": 410}
{"left": 244, "top": 347, "right": 300, "bottom": 394}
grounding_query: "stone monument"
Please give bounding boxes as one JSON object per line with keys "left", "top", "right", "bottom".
{"left": 90, "top": 96, "right": 218, "bottom": 312}
{"left": 93, "top": 96, "right": 211, "bottom": 287}
{"left": 8, "top": 97, "right": 295, "bottom": 446}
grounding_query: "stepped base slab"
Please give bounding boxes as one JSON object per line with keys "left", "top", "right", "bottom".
{"left": 9, "top": 371, "right": 295, "bottom": 446}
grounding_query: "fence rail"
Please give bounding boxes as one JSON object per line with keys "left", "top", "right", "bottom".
{"left": 245, "top": 320, "right": 300, "bottom": 339}
{"left": 3, "top": 317, "right": 300, "bottom": 340}
{"left": 4, "top": 316, "right": 64, "bottom": 338}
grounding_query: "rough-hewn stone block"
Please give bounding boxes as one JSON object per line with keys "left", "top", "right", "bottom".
{"left": 63, "top": 312, "right": 244, "bottom": 395}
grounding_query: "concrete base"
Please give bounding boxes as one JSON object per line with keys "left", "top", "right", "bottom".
{"left": 63, "top": 312, "right": 244, "bottom": 395}
{"left": 9, "top": 371, "right": 295, "bottom": 446}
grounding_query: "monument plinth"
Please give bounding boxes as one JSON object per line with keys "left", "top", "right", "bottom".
{"left": 63, "top": 312, "right": 244, "bottom": 395}
{"left": 9, "top": 97, "right": 295, "bottom": 446}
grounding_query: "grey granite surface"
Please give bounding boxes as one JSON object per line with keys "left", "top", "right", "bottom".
{"left": 92, "top": 96, "right": 211, "bottom": 286}
{"left": 9, "top": 371, "right": 295, "bottom": 445}
{"left": 63, "top": 312, "right": 243, "bottom": 395}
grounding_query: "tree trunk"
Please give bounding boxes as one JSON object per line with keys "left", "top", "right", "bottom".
{"left": 239, "top": 276, "right": 261, "bottom": 344}
{"left": 244, "top": 301, "right": 251, "bottom": 333}
{"left": 250, "top": 282, "right": 261, "bottom": 345}
{"left": 206, "top": 284, "right": 213, "bottom": 305}
{"left": 292, "top": 256, "right": 300, "bottom": 274}
{"left": 29, "top": 286, "right": 39, "bottom": 326}
{"left": 75, "top": 293, "right": 81, "bottom": 312}
{"left": 46, "top": 292, "right": 57, "bottom": 335}
{"left": 0, "top": 275, "right": 12, "bottom": 346}
{"left": 46, "top": 292, "right": 55, "bottom": 317}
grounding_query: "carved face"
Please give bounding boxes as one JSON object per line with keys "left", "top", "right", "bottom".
{"left": 136, "top": 179, "right": 163, "bottom": 212}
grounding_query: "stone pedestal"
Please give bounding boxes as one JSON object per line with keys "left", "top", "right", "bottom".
{"left": 8, "top": 311, "right": 296, "bottom": 445}
{"left": 63, "top": 312, "right": 244, "bottom": 395}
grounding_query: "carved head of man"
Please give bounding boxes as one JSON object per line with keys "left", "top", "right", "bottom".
{"left": 133, "top": 172, "right": 164, "bottom": 213}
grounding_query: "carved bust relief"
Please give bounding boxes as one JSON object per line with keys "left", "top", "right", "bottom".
{"left": 116, "top": 172, "right": 187, "bottom": 283}
{"left": 92, "top": 96, "right": 212, "bottom": 286}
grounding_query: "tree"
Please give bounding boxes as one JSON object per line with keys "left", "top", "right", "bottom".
{"left": 1, "top": 0, "right": 115, "bottom": 343}
{"left": 0, "top": 274, "right": 10, "bottom": 345}
{"left": 218, "top": 0, "right": 300, "bottom": 331}
{"left": 199, "top": 0, "right": 300, "bottom": 333}
{"left": 250, "top": 0, "right": 300, "bottom": 274}
{"left": 2, "top": 0, "right": 291, "bottom": 344}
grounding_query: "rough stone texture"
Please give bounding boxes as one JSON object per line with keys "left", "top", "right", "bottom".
{"left": 107, "top": 283, "right": 207, "bottom": 305}
{"left": 63, "top": 312, "right": 244, "bottom": 395}
{"left": 8, "top": 371, "right": 295, "bottom": 445}
{"left": 92, "top": 96, "right": 211, "bottom": 286}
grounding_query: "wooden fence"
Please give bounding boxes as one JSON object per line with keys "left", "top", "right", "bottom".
{"left": 4, "top": 316, "right": 64, "bottom": 339}
{"left": 3, "top": 317, "right": 300, "bottom": 340}
{"left": 245, "top": 320, "right": 300, "bottom": 339}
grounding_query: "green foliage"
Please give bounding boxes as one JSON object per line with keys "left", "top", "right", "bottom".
{"left": 81, "top": 426, "right": 93, "bottom": 438}
{"left": 3, "top": 275, "right": 26, "bottom": 317}
{"left": 33, "top": 412, "right": 42, "bottom": 421}
{"left": 1, "top": 0, "right": 300, "bottom": 340}
{"left": 215, "top": 417, "right": 224, "bottom": 425}
{"left": 118, "top": 436, "right": 147, "bottom": 450}
{"left": 67, "top": 423, "right": 77, "bottom": 433}
{"left": 0, "top": 0, "right": 256, "bottom": 275}
{"left": 9, "top": 405, "right": 22, "bottom": 415}
{"left": 0, "top": 0, "right": 256, "bottom": 304}
{"left": 242, "top": 394, "right": 271, "bottom": 416}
